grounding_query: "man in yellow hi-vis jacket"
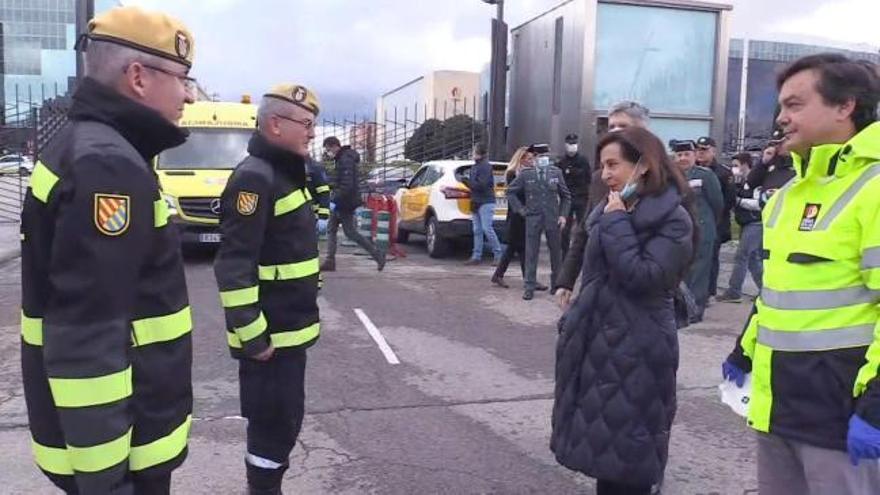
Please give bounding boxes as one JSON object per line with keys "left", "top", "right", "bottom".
{"left": 214, "top": 84, "right": 322, "bottom": 495}
{"left": 20, "top": 6, "right": 196, "bottom": 494}
{"left": 723, "top": 53, "right": 880, "bottom": 494}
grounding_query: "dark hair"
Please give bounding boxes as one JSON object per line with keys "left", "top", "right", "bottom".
{"left": 777, "top": 53, "right": 880, "bottom": 131}
{"left": 732, "top": 152, "right": 753, "bottom": 168}
{"left": 597, "top": 127, "right": 699, "bottom": 261}
{"left": 323, "top": 136, "right": 341, "bottom": 147}
{"left": 473, "top": 142, "right": 488, "bottom": 157}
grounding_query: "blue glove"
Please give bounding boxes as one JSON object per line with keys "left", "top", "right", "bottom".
{"left": 317, "top": 219, "right": 328, "bottom": 234}
{"left": 329, "top": 201, "right": 336, "bottom": 212}
{"left": 722, "top": 360, "right": 746, "bottom": 387}
{"left": 847, "top": 415, "right": 880, "bottom": 466}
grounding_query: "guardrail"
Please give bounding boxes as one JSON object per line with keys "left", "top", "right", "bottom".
{"left": 0, "top": 173, "right": 27, "bottom": 223}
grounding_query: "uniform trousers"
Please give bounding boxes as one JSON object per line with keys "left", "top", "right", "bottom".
{"left": 524, "top": 214, "right": 562, "bottom": 291}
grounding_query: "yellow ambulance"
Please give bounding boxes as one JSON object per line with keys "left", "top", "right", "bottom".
{"left": 156, "top": 100, "right": 256, "bottom": 244}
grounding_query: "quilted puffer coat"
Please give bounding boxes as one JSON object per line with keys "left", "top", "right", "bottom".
{"left": 551, "top": 183, "right": 693, "bottom": 485}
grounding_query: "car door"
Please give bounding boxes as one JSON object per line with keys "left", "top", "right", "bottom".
{"left": 399, "top": 167, "right": 429, "bottom": 227}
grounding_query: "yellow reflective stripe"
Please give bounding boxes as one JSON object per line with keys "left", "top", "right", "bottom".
{"left": 764, "top": 181, "right": 795, "bottom": 229}
{"left": 236, "top": 312, "right": 267, "bottom": 342}
{"left": 49, "top": 367, "right": 132, "bottom": 408}
{"left": 21, "top": 312, "right": 42, "bottom": 346}
{"left": 317, "top": 208, "right": 331, "bottom": 215}
{"left": 154, "top": 198, "right": 169, "bottom": 228}
{"left": 67, "top": 429, "right": 131, "bottom": 473}
{"left": 258, "top": 258, "right": 320, "bottom": 281}
{"left": 220, "top": 286, "right": 259, "bottom": 308}
{"left": 855, "top": 324, "right": 880, "bottom": 397}
{"left": 30, "top": 161, "right": 59, "bottom": 203}
{"left": 274, "top": 189, "right": 309, "bottom": 216}
{"left": 814, "top": 164, "right": 880, "bottom": 231}
{"left": 270, "top": 323, "right": 320, "bottom": 348}
{"left": 227, "top": 331, "right": 242, "bottom": 349}
{"left": 132, "top": 307, "right": 192, "bottom": 347}
{"left": 32, "top": 439, "right": 73, "bottom": 475}
{"left": 757, "top": 324, "right": 875, "bottom": 351}
{"left": 316, "top": 185, "right": 331, "bottom": 194}
{"left": 130, "top": 415, "right": 191, "bottom": 471}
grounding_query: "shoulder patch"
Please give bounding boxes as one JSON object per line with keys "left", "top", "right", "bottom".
{"left": 94, "top": 194, "right": 130, "bottom": 236}
{"left": 237, "top": 191, "right": 259, "bottom": 216}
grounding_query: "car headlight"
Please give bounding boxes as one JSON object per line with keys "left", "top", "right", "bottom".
{"left": 162, "top": 193, "right": 179, "bottom": 215}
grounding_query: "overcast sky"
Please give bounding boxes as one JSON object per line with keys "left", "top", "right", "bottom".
{"left": 125, "top": 0, "right": 879, "bottom": 119}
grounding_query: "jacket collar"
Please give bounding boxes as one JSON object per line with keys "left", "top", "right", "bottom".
{"left": 68, "top": 78, "right": 188, "bottom": 161}
{"left": 247, "top": 132, "right": 306, "bottom": 184}
{"left": 791, "top": 122, "right": 880, "bottom": 180}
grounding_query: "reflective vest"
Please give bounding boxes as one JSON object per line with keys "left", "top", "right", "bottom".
{"left": 736, "top": 122, "right": 880, "bottom": 450}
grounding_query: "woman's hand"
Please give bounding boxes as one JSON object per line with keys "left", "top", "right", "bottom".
{"left": 605, "top": 191, "right": 625, "bottom": 213}
{"left": 556, "top": 288, "right": 573, "bottom": 310}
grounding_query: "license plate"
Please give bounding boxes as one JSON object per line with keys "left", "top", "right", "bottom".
{"left": 199, "top": 233, "right": 222, "bottom": 243}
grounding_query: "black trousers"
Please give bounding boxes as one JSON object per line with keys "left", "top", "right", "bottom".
{"left": 493, "top": 242, "right": 525, "bottom": 280}
{"left": 53, "top": 472, "right": 171, "bottom": 495}
{"left": 561, "top": 201, "right": 587, "bottom": 259}
{"left": 596, "top": 479, "right": 652, "bottom": 495}
{"left": 239, "top": 348, "right": 307, "bottom": 490}
{"left": 709, "top": 238, "right": 723, "bottom": 297}
{"left": 326, "top": 210, "right": 381, "bottom": 262}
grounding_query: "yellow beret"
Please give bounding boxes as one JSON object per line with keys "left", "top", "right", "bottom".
{"left": 88, "top": 6, "right": 194, "bottom": 68}
{"left": 264, "top": 84, "right": 321, "bottom": 116}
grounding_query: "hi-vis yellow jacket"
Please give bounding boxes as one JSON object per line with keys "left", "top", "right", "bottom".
{"left": 729, "top": 122, "right": 880, "bottom": 450}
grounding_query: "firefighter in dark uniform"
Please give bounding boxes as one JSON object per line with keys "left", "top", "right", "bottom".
{"left": 20, "top": 7, "right": 196, "bottom": 494}
{"left": 214, "top": 83, "right": 322, "bottom": 495}
{"left": 306, "top": 156, "right": 331, "bottom": 231}
{"left": 507, "top": 144, "right": 572, "bottom": 301}
{"left": 673, "top": 139, "right": 723, "bottom": 321}
{"left": 696, "top": 136, "right": 736, "bottom": 299}
{"left": 556, "top": 133, "right": 591, "bottom": 258}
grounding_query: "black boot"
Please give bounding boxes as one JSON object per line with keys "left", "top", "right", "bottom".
{"left": 376, "top": 251, "right": 387, "bottom": 272}
{"left": 523, "top": 289, "right": 534, "bottom": 301}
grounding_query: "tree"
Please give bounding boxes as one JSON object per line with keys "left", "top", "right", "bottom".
{"left": 404, "top": 115, "right": 486, "bottom": 162}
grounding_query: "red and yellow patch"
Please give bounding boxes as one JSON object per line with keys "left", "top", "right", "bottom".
{"left": 94, "top": 194, "right": 130, "bottom": 236}
{"left": 237, "top": 191, "right": 259, "bottom": 216}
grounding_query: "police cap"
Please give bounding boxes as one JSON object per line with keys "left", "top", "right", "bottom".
{"left": 564, "top": 133, "right": 578, "bottom": 144}
{"left": 670, "top": 140, "right": 697, "bottom": 152}
{"left": 696, "top": 136, "right": 716, "bottom": 148}
{"left": 264, "top": 84, "right": 321, "bottom": 116}
{"left": 87, "top": 6, "right": 194, "bottom": 68}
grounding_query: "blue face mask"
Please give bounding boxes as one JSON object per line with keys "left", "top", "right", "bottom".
{"left": 537, "top": 155, "right": 551, "bottom": 168}
{"left": 619, "top": 161, "right": 643, "bottom": 201}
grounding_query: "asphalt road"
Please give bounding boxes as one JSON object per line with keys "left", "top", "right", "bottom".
{"left": 0, "top": 237, "right": 758, "bottom": 494}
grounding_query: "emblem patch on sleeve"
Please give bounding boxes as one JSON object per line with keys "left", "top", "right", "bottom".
{"left": 94, "top": 194, "right": 130, "bottom": 236}
{"left": 237, "top": 191, "right": 259, "bottom": 216}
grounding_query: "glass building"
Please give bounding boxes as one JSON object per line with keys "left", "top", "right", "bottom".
{"left": 0, "top": 0, "right": 120, "bottom": 123}
{"left": 723, "top": 39, "right": 880, "bottom": 152}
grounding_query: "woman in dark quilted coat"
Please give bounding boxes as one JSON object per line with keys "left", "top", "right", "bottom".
{"left": 551, "top": 127, "right": 695, "bottom": 495}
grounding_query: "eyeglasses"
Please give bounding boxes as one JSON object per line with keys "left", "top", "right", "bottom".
{"left": 274, "top": 114, "right": 316, "bottom": 130}
{"left": 141, "top": 64, "right": 198, "bottom": 92}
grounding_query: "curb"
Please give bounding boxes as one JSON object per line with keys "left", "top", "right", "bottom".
{"left": 0, "top": 247, "right": 21, "bottom": 267}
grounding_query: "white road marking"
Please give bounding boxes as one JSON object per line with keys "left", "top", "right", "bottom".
{"left": 354, "top": 308, "right": 400, "bottom": 365}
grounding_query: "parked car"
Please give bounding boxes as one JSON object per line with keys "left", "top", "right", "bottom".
{"left": 394, "top": 160, "right": 508, "bottom": 258}
{"left": 367, "top": 166, "right": 413, "bottom": 195}
{"left": 0, "top": 154, "right": 34, "bottom": 175}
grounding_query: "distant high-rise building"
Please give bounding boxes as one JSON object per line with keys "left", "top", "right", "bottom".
{"left": 0, "top": 0, "right": 121, "bottom": 123}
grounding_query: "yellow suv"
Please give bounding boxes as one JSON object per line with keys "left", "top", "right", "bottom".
{"left": 156, "top": 101, "right": 256, "bottom": 244}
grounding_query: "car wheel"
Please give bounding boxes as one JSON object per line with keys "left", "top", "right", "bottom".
{"left": 425, "top": 216, "right": 449, "bottom": 258}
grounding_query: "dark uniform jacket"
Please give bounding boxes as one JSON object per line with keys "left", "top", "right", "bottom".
{"left": 467, "top": 158, "right": 496, "bottom": 207}
{"left": 21, "top": 78, "right": 193, "bottom": 493}
{"left": 507, "top": 165, "right": 572, "bottom": 218}
{"left": 552, "top": 184, "right": 693, "bottom": 485}
{"left": 215, "top": 133, "right": 320, "bottom": 359}
{"left": 306, "top": 158, "right": 331, "bottom": 220}
{"left": 556, "top": 153, "right": 591, "bottom": 206}
{"left": 331, "top": 146, "right": 362, "bottom": 213}
{"left": 707, "top": 160, "right": 736, "bottom": 243}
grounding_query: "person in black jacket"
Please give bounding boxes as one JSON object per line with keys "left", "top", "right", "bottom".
{"left": 557, "top": 133, "right": 591, "bottom": 258}
{"left": 552, "top": 127, "right": 694, "bottom": 495}
{"left": 464, "top": 143, "right": 503, "bottom": 264}
{"left": 320, "top": 136, "right": 385, "bottom": 271}
{"left": 215, "top": 83, "right": 323, "bottom": 494}
{"left": 20, "top": 7, "right": 196, "bottom": 493}
{"left": 696, "top": 136, "right": 736, "bottom": 299}
{"left": 716, "top": 152, "right": 762, "bottom": 303}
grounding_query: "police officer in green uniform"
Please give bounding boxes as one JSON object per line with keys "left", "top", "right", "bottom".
{"left": 672, "top": 139, "right": 723, "bottom": 321}
{"left": 214, "top": 83, "right": 322, "bottom": 495}
{"left": 507, "top": 144, "right": 571, "bottom": 301}
{"left": 20, "top": 6, "right": 196, "bottom": 494}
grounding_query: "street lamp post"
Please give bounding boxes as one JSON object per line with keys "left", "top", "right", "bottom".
{"left": 482, "top": 0, "right": 507, "bottom": 160}
{"left": 75, "top": 0, "right": 95, "bottom": 81}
